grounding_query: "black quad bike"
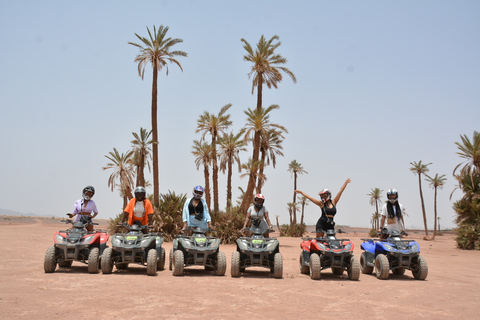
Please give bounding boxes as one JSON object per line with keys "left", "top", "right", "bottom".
{"left": 231, "top": 227, "right": 283, "bottom": 278}
{"left": 101, "top": 223, "right": 165, "bottom": 276}
{"left": 169, "top": 226, "right": 226, "bottom": 276}
{"left": 44, "top": 219, "right": 109, "bottom": 273}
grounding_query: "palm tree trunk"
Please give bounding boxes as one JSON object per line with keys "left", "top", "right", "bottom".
{"left": 432, "top": 187, "right": 438, "bottom": 240}
{"left": 203, "top": 164, "right": 211, "bottom": 213}
{"left": 256, "top": 151, "right": 266, "bottom": 193}
{"left": 226, "top": 156, "right": 233, "bottom": 211}
{"left": 212, "top": 138, "right": 219, "bottom": 214}
{"left": 151, "top": 67, "right": 159, "bottom": 206}
{"left": 417, "top": 175, "right": 429, "bottom": 237}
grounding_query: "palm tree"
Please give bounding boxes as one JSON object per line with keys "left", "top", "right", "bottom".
{"left": 425, "top": 173, "right": 447, "bottom": 240}
{"left": 288, "top": 160, "right": 308, "bottom": 204}
{"left": 217, "top": 131, "right": 247, "bottom": 210}
{"left": 240, "top": 35, "right": 296, "bottom": 214}
{"left": 367, "top": 188, "right": 383, "bottom": 230}
{"left": 192, "top": 140, "right": 213, "bottom": 211}
{"left": 410, "top": 160, "right": 432, "bottom": 238}
{"left": 454, "top": 131, "right": 480, "bottom": 175}
{"left": 131, "top": 127, "right": 152, "bottom": 188}
{"left": 239, "top": 105, "right": 287, "bottom": 213}
{"left": 103, "top": 148, "right": 135, "bottom": 208}
{"left": 298, "top": 196, "right": 309, "bottom": 226}
{"left": 287, "top": 202, "right": 299, "bottom": 237}
{"left": 240, "top": 158, "right": 266, "bottom": 196}
{"left": 196, "top": 103, "right": 233, "bottom": 214}
{"left": 257, "top": 129, "right": 285, "bottom": 194}
{"left": 129, "top": 25, "right": 187, "bottom": 206}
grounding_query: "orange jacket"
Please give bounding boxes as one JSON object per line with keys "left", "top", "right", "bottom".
{"left": 124, "top": 198, "right": 154, "bottom": 226}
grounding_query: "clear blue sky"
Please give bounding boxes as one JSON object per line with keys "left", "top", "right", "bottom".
{"left": 1, "top": 1, "right": 479, "bottom": 229}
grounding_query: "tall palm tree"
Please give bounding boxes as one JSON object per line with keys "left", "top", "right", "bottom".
{"left": 129, "top": 25, "right": 187, "bottom": 206}
{"left": 196, "top": 103, "right": 233, "bottom": 214}
{"left": 240, "top": 158, "right": 266, "bottom": 192}
{"left": 103, "top": 148, "right": 135, "bottom": 208}
{"left": 454, "top": 131, "right": 480, "bottom": 175}
{"left": 287, "top": 202, "right": 299, "bottom": 237}
{"left": 288, "top": 160, "right": 308, "bottom": 205}
{"left": 257, "top": 129, "right": 285, "bottom": 194}
{"left": 240, "top": 35, "right": 296, "bottom": 214}
{"left": 131, "top": 127, "right": 152, "bottom": 188}
{"left": 410, "top": 160, "right": 432, "bottom": 238}
{"left": 192, "top": 140, "right": 213, "bottom": 211}
{"left": 367, "top": 188, "right": 383, "bottom": 230}
{"left": 239, "top": 105, "right": 287, "bottom": 213}
{"left": 425, "top": 173, "right": 447, "bottom": 240}
{"left": 217, "top": 131, "right": 247, "bottom": 210}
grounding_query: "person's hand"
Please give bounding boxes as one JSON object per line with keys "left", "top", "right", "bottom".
{"left": 346, "top": 178, "right": 352, "bottom": 184}
{"left": 67, "top": 213, "right": 74, "bottom": 218}
{"left": 208, "top": 224, "right": 215, "bottom": 231}
{"left": 240, "top": 227, "right": 245, "bottom": 233}
{"left": 294, "top": 190, "right": 302, "bottom": 195}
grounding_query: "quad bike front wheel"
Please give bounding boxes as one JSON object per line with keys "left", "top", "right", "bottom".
{"left": 309, "top": 253, "right": 321, "bottom": 280}
{"left": 273, "top": 252, "right": 283, "bottom": 279}
{"left": 146, "top": 249, "right": 158, "bottom": 276}
{"left": 360, "top": 252, "right": 374, "bottom": 274}
{"left": 347, "top": 255, "right": 361, "bottom": 281}
{"left": 172, "top": 250, "right": 184, "bottom": 276}
{"left": 412, "top": 255, "right": 428, "bottom": 280}
{"left": 375, "top": 254, "right": 389, "bottom": 280}
{"left": 231, "top": 251, "right": 241, "bottom": 277}
{"left": 299, "top": 253, "right": 309, "bottom": 274}
{"left": 101, "top": 247, "right": 114, "bottom": 274}
{"left": 88, "top": 247, "right": 100, "bottom": 274}
{"left": 44, "top": 246, "right": 57, "bottom": 273}
{"left": 214, "top": 251, "right": 227, "bottom": 276}
{"left": 169, "top": 249, "right": 173, "bottom": 271}
{"left": 157, "top": 247, "right": 166, "bottom": 271}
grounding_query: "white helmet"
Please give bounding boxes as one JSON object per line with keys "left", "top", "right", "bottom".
{"left": 387, "top": 189, "right": 398, "bottom": 203}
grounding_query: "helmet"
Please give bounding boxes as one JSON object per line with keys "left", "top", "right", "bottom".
{"left": 134, "top": 186, "right": 147, "bottom": 201}
{"left": 387, "top": 189, "right": 398, "bottom": 203}
{"left": 318, "top": 189, "right": 331, "bottom": 203}
{"left": 254, "top": 194, "right": 265, "bottom": 208}
{"left": 193, "top": 185, "right": 204, "bottom": 199}
{"left": 82, "top": 186, "right": 95, "bottom": 200}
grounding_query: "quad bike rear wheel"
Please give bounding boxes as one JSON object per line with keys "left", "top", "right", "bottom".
{"left": 309, "top": 253, "right": 321, "bottom": 280}
{"left": 231, "top": 251, "right": 241, "bottom": 277}
{"left": 347, "top": 255, "right": 361, "bottom": 281}
{"left": 375, "top": 254, "right": 389, "bottom": 280}
{"left": 146, "top": 248, "right": 158, "bottom": 276}
{"left": 214, "top": 251, "right": 227, "bottom": 276}
{"left": 412, "top": 255, "right": 428, "bottom": 280}
{"left": 172, "top": 250, "right": 184, "bottom": 276}
{"left": 88, "top": 247, "right": 100, "bottom": 274}
{"left": 157, "top": 247, "right": 165, "bottom": 271}
{"left": 299, "top": 253, "right": 309, "bottom": 274}
{"left": 360, "top": 252, "right": 373, "bottom": 274}
{"left": 101, "top": 247, "right": 114, "bottom": 274}
{"left": 44, "top": 246, "right": 57, "bottom": 273}
{"left": 273, "top": 252, "right": 283, "bottom": 279}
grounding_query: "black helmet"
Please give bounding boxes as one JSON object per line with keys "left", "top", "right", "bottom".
{"left": 82, "top": 186, "right": 95, "bottom": 200}
{"left": 134, "top": 186, "right": 147, "bottom": 201}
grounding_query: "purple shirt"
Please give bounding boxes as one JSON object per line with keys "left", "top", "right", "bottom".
{"left": 72, "top": 199, "right": 98, "bottom": 222}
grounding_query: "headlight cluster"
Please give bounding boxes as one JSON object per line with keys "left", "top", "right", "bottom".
{"left": 55, "top": 234, "right": 65, "bottom": 243}
{"left": 409, "top": 243, "right": 419, "bottom": 253}
{"left": 316, "top": 243, "right": 326, "bottom": 251}
{"left": 265, "top": 241, "right": 277, "bottom": 251}
{"left": 83, "top": 235, "right": 95, "bottom": 244}
{"left": 344, "top": 243, "right": 353, "bottom": 251}
{"left": 382, "top": 243, "right": 395, "bottom": 251}
{"left": 112, "top": 236, "right": 122, "bottom": 247}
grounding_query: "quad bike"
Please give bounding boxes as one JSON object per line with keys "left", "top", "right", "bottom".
{"left": 360, "top": 228, "right": 428, "bottom": 280}
{"left": 44, "top": 219, "right": 109, "bottom": 273}
{"left": 299, "top": 229, "right": 360, "bottom": 280}
{"left": 231, "top": 227, "right": 283, "bottom": 278}
{"left": 101, "top": 223, "right": 165, "bottom": 276}
{"left": 169, "top": 226, "right": 226, "bottom": 276}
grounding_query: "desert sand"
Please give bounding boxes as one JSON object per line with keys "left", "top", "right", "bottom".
{"left": 0, "top": 216, "right": 479, "bottom": 320}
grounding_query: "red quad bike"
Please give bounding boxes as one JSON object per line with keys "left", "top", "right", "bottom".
{"left": 299, "top": 229, "right": 360, "bottom": 280}
{"left": 44, "top": 219, "right": 109, "bottom": 273}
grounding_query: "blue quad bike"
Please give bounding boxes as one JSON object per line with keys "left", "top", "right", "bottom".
{"left": 231, "top": 227, "right": 283, "bottom": 279}
{"left": 360, "top": 229, "right": 428, "bottom": 280}
{"left": 101, "top": 223, "right": 165, "bottom": 276}
{"left": 170, "top": 226, "right": 226, "bottom": 276}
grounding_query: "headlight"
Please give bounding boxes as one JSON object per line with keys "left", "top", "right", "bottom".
{"left": 238, "top": 240, "right": 248, "bottom": 251}
{"left": 409, "top": 243, "right": 419, "bottom": 253}
{"left": 344, "top": 243, "right": 353, "bottom": 251}
{"left": 265, "top": 241, "right": 278, "bottom": 251}
{"left": 55, "top": 234, "right": 65, "bottom": 243}
{"left": 112, "top": 236, "right": 122, "bottom": 247}
{"left": 382, "top": 243, "right": 395, "bottom": 251}
{"left": 209, "top": 239, "right": 220, "bottom": 248}
{"left": 83, "top": 235, "right": 95, "bottom": 244}
{"left": 317, "top": 243, "right": 326, "bottom": 251}
{"left": 140, "top": 239, "right": 150, "bottom": 247}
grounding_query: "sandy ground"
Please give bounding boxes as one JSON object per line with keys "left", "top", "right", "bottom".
{"left": 0, "top": 216, "right": 479, "bottom": 320}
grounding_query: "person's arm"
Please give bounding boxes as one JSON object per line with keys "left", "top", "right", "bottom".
{"left": 379, "top": 215, "right": 386, "bottom": 231}
{"left": 202, "top": 199, "right": 213, "bottom": 229}
{"left": 182, "top": 200, "right": 189, "bottom": 229}
{"left": 121, "top": 199, "right": 134, "bottom": 223}
{"left": 294, "top": 190, "right": 323, "bottom": 207}
{"left": 264, "top": 210, "right": 273, "bottom": 230}
{"left": 241, "top": 209, "right": 252, "bottom": 231}
{"left": 332, "top": 178, "right": 351, "bottom": 205}
{"left": 91, "top": 202, "right": 98, "bottom": 219}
